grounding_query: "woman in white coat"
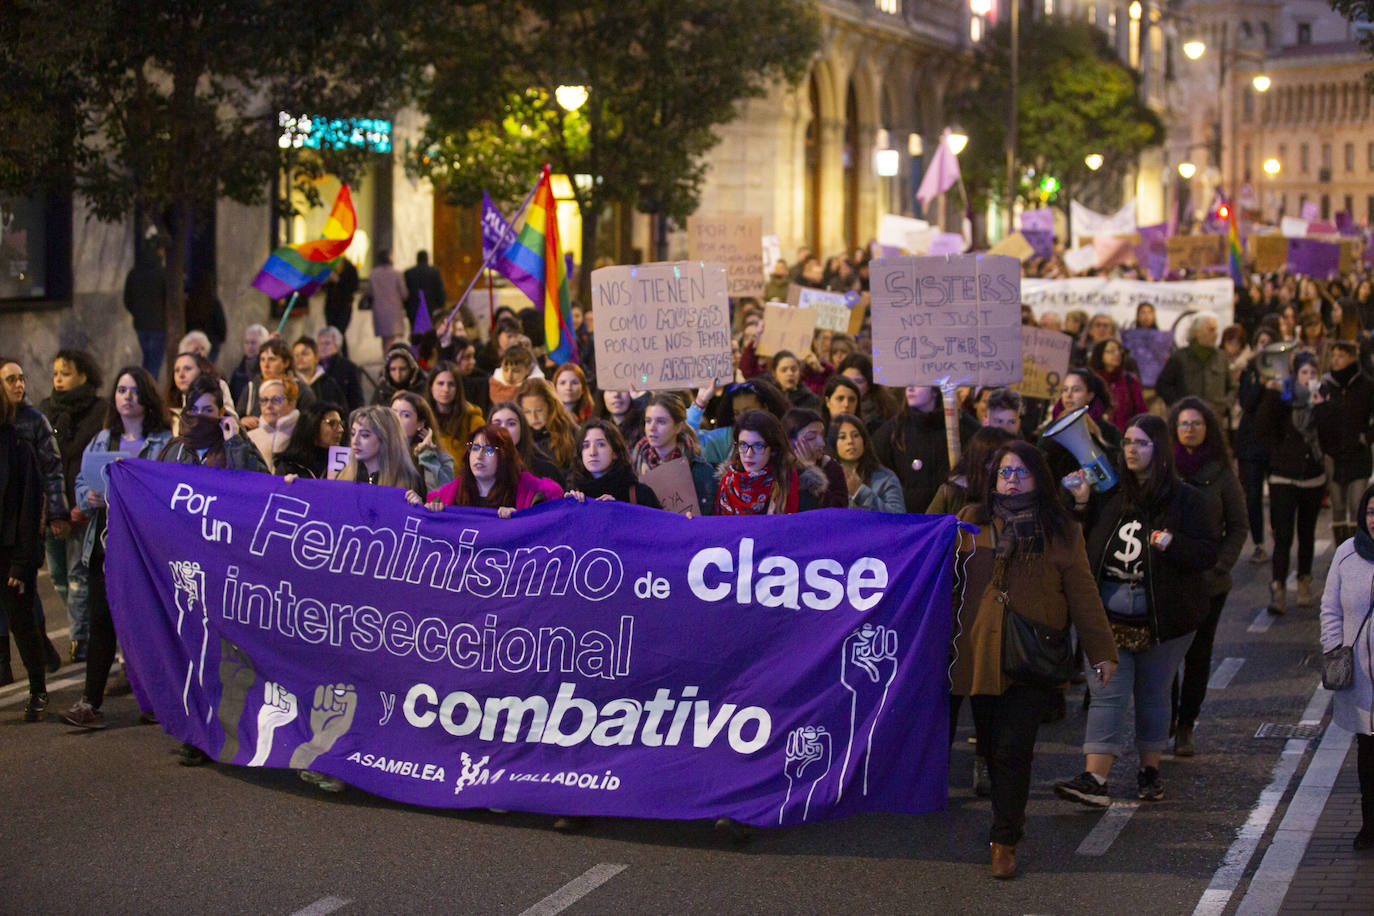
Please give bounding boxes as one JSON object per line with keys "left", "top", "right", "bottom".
{"left": 1319, "top": 484, "right": 1374, "bottom": 850}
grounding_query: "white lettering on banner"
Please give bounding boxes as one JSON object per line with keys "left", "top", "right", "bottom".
{"left": 345, "top": 752, "right": 446, "bottom": 782}
{"left": 403, "top": 681, "right": 772, "bottom": 755}
{"left": 685, "top": 538, "right": 888, "bottom": 611}
{"left": 1022, "top": 278, "right": 1235, "bottom": 336}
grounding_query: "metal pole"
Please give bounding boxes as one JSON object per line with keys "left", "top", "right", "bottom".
{"left": 1007, "top": 0, "right": 1019, "bottom": 238}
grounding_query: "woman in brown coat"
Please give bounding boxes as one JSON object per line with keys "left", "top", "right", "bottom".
{"left": 952, "top": 440, "right": 1117, "bottom": 879}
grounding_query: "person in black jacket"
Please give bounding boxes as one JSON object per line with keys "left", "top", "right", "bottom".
{"left": 1168, "top": 397, "right": 1249, "bottom": 757}
{"left": 1234, "top": 326, "right": 1278, "bottom": 564}
{"left": 0, "top": 389, "right": 50, "bottom": 721}
{"left": 1258, "top": 350, "right": 1328, "bottom": 613}
{"left": 316, "top": 327, "right": 365, "bottom": 414}
{"left": 564, "top": 418, "right": 661, "bottom": 508}
{"left": 38, "top": 349, "right": 105, "bottom": 662}
{"left": 1316, "top": 341, "right": 1374, "bottom": 547}
{"left": 1056, "top": 414, "right": 1221, "bottom": 807}
{"left": 874, "top": 385, "right": 979, "bottom": 513}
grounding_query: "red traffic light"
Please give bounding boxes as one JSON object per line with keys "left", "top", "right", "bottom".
{"left": 1217, "top": 204, "right": 1230, "bottom": 220}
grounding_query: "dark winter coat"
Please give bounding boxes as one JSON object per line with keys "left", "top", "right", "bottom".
{"left": 570, "top": 462, "right": 662, "bottom": 508}
{"left": 13, "top": 400, "right": 68, "bottom": 519}
{"left": 874, "top": 407, "right": 980, "bottom": 514}
{"left": 39, "top": 384, "right": 107, "bottom": 508}
{"left": 1155, "top": 344, "right": 1232, "bottom": 416}
{"left": 1256, "top": 388, "right": 1325, "bottom": 482}
{"left": 1233, "top": 359, "right": 1270, "bottom": 464}
{"left": 0, "top": 425, "right": 44, "bottom": 580}
{"left": 1179, "top": 455, "right": 1249, "bottom": 595}
{"left": 321, "top": 355, "right": 366, "bottom": 414}
{"left": 1314, "top": 363, "right": 1374, "bottom": 482}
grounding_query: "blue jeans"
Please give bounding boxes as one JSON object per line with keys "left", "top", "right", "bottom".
{"left": 137, "top": 330, "right": 166, "bottom": 380}
{"left": 45, "top": 528, "right": 89, "bottom": 640}
{"left": 1083, "top": 633, "right": 1191, "bottom": 756}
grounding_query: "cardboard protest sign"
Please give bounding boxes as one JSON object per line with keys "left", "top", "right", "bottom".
{"left": 928, "top": 233, "right": 965, "bottom": 255}
{"left": 1339, "top": 239, "right": 1364, "bottom": 273}
{"left": 1166, "top": 235, "right": 1224, "bottom": 273}
{"left": 1022, "top": 229, "right": 1054, "bottom": 260}
{"left": 1093, "top": 234, "right": 1137, "bottom": 269}
{"left": 1251, "top": 234, "right": 1289, "bottom": 274}
{"left": 1011, "top": 326, "right": 1072, "bottom": 400}
{"left": 1063, "top": 245, "right": 1097, "bottom": 274}
{"left": 327, "top": 446, "right": 351, "bottom": 477}
{"left": 1020, "top": 208, "right": 1055, "bottom": 233}
{"left": 1119, "top": 328, "right": 1174, "bottom": 387}
{"left": 640, "top": 457, "right": 699, "bottom": 517}
{"left": 591, "top": 261, "right": 733, "bottom": 390}
{"left": 795, "top": 286, "right": 853, "bottom": 332}
{"left": 758, "top": 302, "right": 818, "bottom": 358}
{"left": 870, "top": 254, "right": 1022, "bottom": 388}
{"left": 1287, "top": 238, "right": 1340, "bottom": 278}
{"left": 1281, "top": 216, "right": 1309, "bottom": 238}
{"left": 878, "top": 214, "right": 932, "bottom": 253}
{"left": 988, "top": 232, "right": 1034, "bottom": 261}
{"left": 761, "top": 234, "right": 782, "bottom": 273}
{"left": 687, "top": 215, "right": 765, "bottom": 298}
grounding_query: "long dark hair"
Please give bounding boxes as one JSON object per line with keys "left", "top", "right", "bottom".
{"left": 489, "top": 400, "right": 541, "bottom": 468}
{"left": 827, "top": 412, "right": 879, "bottom": 482}
{"left": 951, "top": 426, "right": 1016, "bottom": 497}
{"left": 103, "top": 366, "right": 172, "bottom": 439}
{"left": 425, "top": 359, "right": 472, "bottom": 443}
{"left": 1167, "top": 396, "right": 1232, "bottom": 464}
{"left": 571, "top": 417, "right": 633, "bottom": 485}
{"left": 457, "top": 424, "right": 523, "bottom": 508}
{"left": 976, "top": 440, "right": 1071, "bottom": 543}
{"left": 726, "top": 409, "right": 798, "bottom": 514}
{"left": 714, "top": 376, "right": 788, "bottom": 427}
{"left": 820, "top": 375, "right": 862, "bottom": 428}
{"left": 1122, "top": 413, "right": 1175, "bottom": 509}
{"left": 1064, "top": 366, "right": 1114, "bottom": 414}
{"left": 277, "top": 401, "right": 345, "bottom": 473}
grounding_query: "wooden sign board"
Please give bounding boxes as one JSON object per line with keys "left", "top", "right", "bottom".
{"left": 640, "top": 457, "right": 699, "bottom": 517}
{"left": 757, "top": 302, "right": 818, "bottom": 358}
{"left": 687, "top": 214, "right": 765, "bottom": 298}
{"left": 1166, "top": 235, "right": 1225, "bottom": 273}
{"left": 869, "top": 254, "right": 1022, "bottom": 388}
{"left": 591, "top": 261, "right": 733, "bottom": 390}
{"left": 1250, "top": 234, "right": 1288, "bottom": 274}
{"left": 1010, "top": 326, "right": 1072, "bottom": 400}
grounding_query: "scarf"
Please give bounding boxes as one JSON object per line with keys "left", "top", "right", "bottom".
{"left": 633, "top": 437, "right": 682, "bottom": 471}
{"left": 1173, "top": 444, "right": 1210, "bottom": 481}
{"left": 177, "top": 414, "right": 227, "bottom": 466}
{"left": 716, "top": 464, "right": 775, "bottom": 516}
{"left": 576, "top": 462, "right": 640, "bottom": 503}
{"left": 1355, "top": 525, "right": 1374, "bottom": 562}
{"left": 1291, "top": 389, "right": 1324, "bottom": 462}
{"left": 46, "top": 383, "right": 100, "bottom": 441}
{"left": 989, "top": 490, "right": 1043, "bottom": 593}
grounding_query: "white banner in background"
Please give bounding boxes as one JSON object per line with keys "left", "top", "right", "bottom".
{"left": 1070, "top": 199, "right": 1137, "bottom": 249}
{"left": 1022, "top": 277, "right": 1235, "bottom": 340}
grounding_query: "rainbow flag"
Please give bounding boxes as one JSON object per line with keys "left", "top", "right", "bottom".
{"left": 1226, "top": 196, "right": 1244, "bottom": 286}
{"left": 251, "top": 185, "right": 357, "bottom": 299}
{"left": 504, "top": 165, "right": 577, "bottom": 363}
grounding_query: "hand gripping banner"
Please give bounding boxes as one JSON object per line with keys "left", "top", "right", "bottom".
{"left": 105, "top": 461, "right": 957, "bottom": 826}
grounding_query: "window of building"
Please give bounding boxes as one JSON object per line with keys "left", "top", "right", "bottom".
{"left": 1368, "top": 195, "right": 1374, "bottom": 223}
{"left": 1344, "top": 194, "right": 1354, "bottom": 216}
{"left": 1244, "top": 144, "right": 1252, "bottom": 180}
{"left": 1297, "top": 22, "right": 1311, "bottom": 44}
{"left": 1321, "top": 194, "right": 1330, "bottom": 219}
{"left": 1300, "top": 143, "right": 1309, "bottom": 173}
{"left": 1322, "top": 143, "right": 1332, "bottom": 170}
{"left": 1346, "top": 143, "right": 1355, "bottom": 172}
{"left": 875, "top": 0, "right": 900, "bottom": 12}
{"left": 0, "top": 192, "right": 72, "bottom": 306}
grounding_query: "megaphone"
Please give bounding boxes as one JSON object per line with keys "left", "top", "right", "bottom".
{"left": 1257, "top": 341, "right": 1298, "bottom": 382}
{"left": 1044, "top": 406, "right": 1118, "bottom": 493}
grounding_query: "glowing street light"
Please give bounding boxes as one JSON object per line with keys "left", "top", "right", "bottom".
{"left": 947, "top": 131, "right": 969, "bottom": 155}
{"left": 1178, "top": 162, "right": 1196, "bottom": 179}
{"left": 1084, "top": 153, "right": 1104, "bottom": 171}
{"left": 1183, "top": 40, "right": 1206, "bottom": 60}
{"left": 1263, "top": 158, "right": 1281, "bottom": 176}
{"left": 970, "top": 0, "right": 993, "bottom": 14}
{"left": 1129, "top": 1, "right": 1142, "bottom": 19}
{"left": 1252, "top": 74, "right": 1271, "bottom": 92}
{"left": 555, "top": 85, "right": 589, "bottom": 112}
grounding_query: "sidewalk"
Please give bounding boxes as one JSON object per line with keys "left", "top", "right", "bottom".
{"left": 1276, "top": 738, "right": 1373, "bottom": 914}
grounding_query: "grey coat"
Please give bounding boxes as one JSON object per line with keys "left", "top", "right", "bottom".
{"left": 1319, "top": 541, "right": 1374, "bottom": 735}
{"left": 852, "top": 467, "right": 906, "bottom": 513}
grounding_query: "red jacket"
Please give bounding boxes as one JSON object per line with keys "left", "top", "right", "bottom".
{"left": 1094, "top": 368, "right": 1148, "bottom": 431}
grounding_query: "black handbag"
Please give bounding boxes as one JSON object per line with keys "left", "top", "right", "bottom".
{"left": 1322, "top": 599, "right": 1373, "bottom": 691}
{"left": 1001, "top": 595, "right": 1076, "bottom": 687}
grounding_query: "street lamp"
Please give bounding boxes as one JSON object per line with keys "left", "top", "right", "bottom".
{"left": 1263, "top": 158, "right": 1281, "bottom": 175}
{"left": 1084, "top": 153, "right": 1104, "bottom": 171}
{"left": 1183, "top": 40, "right": 1206, "bottom": 60}
{"left": 1252, "top": 74, "right": 1271, "bottom": 92}
{"left": 555, "top": 85, "right": 588, "bottom": 112}
{"left": 947, "top": 131, "right": 969, "bottom": 155}
{"left": 1178, "top": 162, "right": 1196, "bottom": 179}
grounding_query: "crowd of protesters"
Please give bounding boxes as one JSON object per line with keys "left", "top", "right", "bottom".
{"left": 3, "top": 242, "right": 1373, "bottom": 875}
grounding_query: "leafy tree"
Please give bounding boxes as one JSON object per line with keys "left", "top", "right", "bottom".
{"left": 950, "top": 19, "right": 1164, "bottom": 231}
{"left": 0, "top": 0, "right": 432, "bottom": 365}
{"left": 1329, "top": 0, "right": 1374, "bottom": 90}
{"left": 413, "top": 0, "right": 820, "bottom": 298}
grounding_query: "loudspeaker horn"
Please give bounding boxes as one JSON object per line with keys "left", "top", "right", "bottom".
{"left": 1044, "top": 405, "right": 1118, "bottom": 493}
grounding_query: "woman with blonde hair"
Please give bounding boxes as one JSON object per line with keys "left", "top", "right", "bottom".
{"left": 337, "top": 406, "right": 423, "bottom": 498}
{"left": 246, "top": 376, "right": 299, "bottom": 472}
{"left": 517, "top": 378, "right": 577, "bottom": 471}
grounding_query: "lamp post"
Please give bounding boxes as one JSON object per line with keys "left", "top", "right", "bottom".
{"left": 555, "top": 85, "right": 588, "bottom": 112}
{"left": 1263, "top": 157, "right": 1281, "bottom": 221}
{"left": 1182, "top": 38, "right": 1268, "bottom": 207}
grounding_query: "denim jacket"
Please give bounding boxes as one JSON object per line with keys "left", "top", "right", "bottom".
{"left": 76, "top": 428, "right": 174, "bottom": 563}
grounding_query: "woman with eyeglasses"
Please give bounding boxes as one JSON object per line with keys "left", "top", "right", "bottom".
{"left": 1057, "top": 414, "right": 1220, "bottom": 809}
{"left": 488, "top": 400, "right": 566, "bottom": 487}
{"left": 565, "top": 418, "right": 661, "bottom": 508}
{"left": 415, "top": 424, "right": 563, "bottom": 516}
{"left": 926, "top": 426, "right": 1016, "bottom": 517}
{"left": 273, "top": 401, "right": 346, "bottom": 479}
{"left": 1319, "top": 484, "right": 1374, "bottom": 851}
{"left": 391, "top": 391, "right": 455, "bottom": 493}
{"left": 783, "top": 408, "right": 847, "bottom": 509}
{"left": 1165, "top": 397, "right": 1247, "bottom": 757}
{"left": 688, "top": 376, "right": 790, "bottom": 465}
{"left": 715, "top": 409, "right": 814, "bottom": 516}
{"left": 952, "top": 441, "right": 1117, "bottom": 878}
{"left": 246, "top": 377, "right": 299, "bottom": 473}
{"left": 238, "top": 337, "right": 314, "bottom": 427}
{"left": 631, "top": 394, "right": 717, "bottom": 516}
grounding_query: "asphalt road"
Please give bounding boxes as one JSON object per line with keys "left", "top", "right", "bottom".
{"left": 0, "top": 524, "right": 1337, "bottom": 916}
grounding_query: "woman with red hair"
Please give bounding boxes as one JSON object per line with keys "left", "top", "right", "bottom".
{"left": 412, "top": 424, "right": 562, "bottom": 517}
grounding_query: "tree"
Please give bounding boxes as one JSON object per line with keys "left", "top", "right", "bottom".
{"left": 1329, "top": 0, "right": 1374, "bottom": 90}
{"left": 0, "top": 0, "right": 433, "bottom": 366}
{"left": 949, "top": 19, "right": 1164, "bottom": 232}
{"left": 412, "top": 0, "right": 820, "bottom": 299}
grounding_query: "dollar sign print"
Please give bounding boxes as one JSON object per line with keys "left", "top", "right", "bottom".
{"left": 1114, "top": 520, "right": 1143, "bottom": 565}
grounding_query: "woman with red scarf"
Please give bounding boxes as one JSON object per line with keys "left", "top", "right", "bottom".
{"left": 1090, "top": 339, "right": 1147, "bottom": 432}
{"left": 630, "top": 394, "right": 717, "bottom": 515}
{"left": 714, "top": 410, "right": 817, "bottom": 516}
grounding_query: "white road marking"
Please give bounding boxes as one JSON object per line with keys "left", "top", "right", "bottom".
{"left": 1247, "top": 609, "right": 1275, "bottom": 634}
{"left": 1314, "top": 539, "right": 1331, "bottom": 556}
{"left": 0, "top": 664, "right": 120, "bottom": 708}
{"left": 287, "top": 897, "right": 350, "bottom": 916}
{"left": 1192, "top": 683, "right": 1332, "bottom": 916}
{"left": 1234, "top": 721, "right": 1354, "bottom": 916}
{"left": 1075, "top": 801, "right": 1139, "bottom": 856}
{"left": 519, "top": 864, "right": 628, "bottom": 916}
{"left": 1207, "top": 657, "right": 1245, "bottom": 689}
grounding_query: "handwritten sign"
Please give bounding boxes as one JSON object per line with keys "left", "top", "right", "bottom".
{"left": 758, "top": 302, "right": 818, "bottom": 358}
{"left": 794, "top": 286, "right": 852, "bottom": 333}
{"left": 640, "top": 457, "right": 699, "bottom": 517}
{"left": 327, "top": 446, "right": 351, "bottom": 477}
{"left": 869, "top": 254, "right": 1022, "bottom": 388}
{"left": 1119, "top": 328, "right": 1173, "bottom": 387}
{"left": 878, "top": 214, "right": 933, "bottom": 254}
{"left": 591, "top": 261, "right": 733, "bottom": 390}
{"left": 762, "top": 234, "right": 782, "bottom": 273}
{"left": 1166, "top": 235, "right": 1225, "bottom": 273}
{"left": 687, "top": 214, "right": 764, "bottom": 298}
{"left": 1011, "top": 326, "right": 1072, "bottom": 400}
{"left": 988, "top": 232, "right": 1034, "bottom": 261}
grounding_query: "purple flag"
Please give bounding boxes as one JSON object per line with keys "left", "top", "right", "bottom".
{"left": 916, "top": 130, "right": 961, "bottom": 208}
{"left": 105, "top": 460, "right": 958, "bottom": 826}
{"left": 1336, "top": 212, "right": 1356, "bottom": 236}
{"left": 481, "top": 192, "right": 542, "bottom": 306}
{"left": 1286, "top": 238, "right": 1340, "bottom": 278}
{"left": 1134, "top": 224, "right": 1169, "bottom": 281}
{"left": 1019, "top": 208, "right": 1055, "bottom": 234}
{"left": 1021, "top": 229, "right": 1054, "bottom": 260}
{"left": 1120, "top": 328, "right": 1173, "bottom": 386}
{"left": 1301, "top": 201, "right": 1320, "bottom": 221}
{"left": 412, "top": 290, "right": 432, "bottom": 335}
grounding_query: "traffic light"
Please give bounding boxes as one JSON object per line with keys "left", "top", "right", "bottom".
{"left": 1216, "top": 203, "right": 1230, "bottom": 220}
{"left": 1040, "top": 176, "right": 1060, "bottom": 194}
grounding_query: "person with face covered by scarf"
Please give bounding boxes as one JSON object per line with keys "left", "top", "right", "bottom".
{"left": 157, "top": 375, "right": 269, "bottom": 472}
{"left": 952, "top": 440, "right": 1116, "bottom": 879}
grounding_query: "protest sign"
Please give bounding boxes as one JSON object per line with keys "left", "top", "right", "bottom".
{"left": 1251, "top": 234, "right": 1289, "bottom": 274}
{"left": 1301, "top": 201, "right": 1320, "bottom": 221}
{"left": 1021, "top": 229, "right": 1054, "bottom": 260}
{"left": 1019, "top": 208, "right": 1055, "bottom": 234}
{"left": 1166, "top": 235, "right": 1225, "bottom": 273}
{"left": 928, "top": 233, "right": 965, "bottom": 255}
{"left": 1287, "top": 238, "right": 1340, "bottom": 278}
{"left": 639, "top": 457, "right": 699, "bottom": 517}
{"left": 591, "top": 261, "right": 733, "bottom": 390}
{"left": 1135, "top": 224, "right": 1169, "bottom": 280}
{"left": 762, "top": 234, "right": 782, "bottom": 273}
{"left": 870, "top": 254, "right": 1022, "bottom": 388}
{"left": 987, "top": 233, "right": 1034, "bottom": 261}
{"left": 1071, "top": 199, "right": 1136, "bottom": 248}
{"left": 1281, "top": 216, "right": 1309, "bottom": 238}
{"left": 758, "top": 302, "right": 818, "bottom": 357}
{"left": 1011, "top": 327, "right": 1072, "bottom": 400}
{"left": 105, "top": 460, "right": 958, "bottom": 826}
{"left": 1021, "top": 277, "right": 1235, "bottom": 331}
{"left": 878, "top": 214, "right": 932, "bottom": 254}
{"left": 795, "top": 286, "right": 854, "bottom": 333}
{"left": 1092, "top": 234, "right": 1137, "bottom": 269}
{"left": 1339, "top": 238, "right": 1364, "bottom": 273}
{"left": 327, "top": 446, "right": 351, "bottom": 477}
{"left": 687, "top": 215, "right": 765, "bottom": 298}
{"left": 1063, "top": 245, "right": 1097, "bottom": 274}
{"left": 1119, "top": 328, "right": 1174, "bottom": 387}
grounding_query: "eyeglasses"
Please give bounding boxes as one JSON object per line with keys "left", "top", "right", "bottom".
{"left": 468, "top": 443, "right": 496, "bottom": 457}
{"left": 737, "top": 441, "right": 770, "bottom": 455}
{"left": 262, "top": 395, "right": 287, "bottom": 405}
{"left": 1177, "top": 420, "right": 1205, "bottom": 429}
{"left": 997, "top": 467, "right": 1030, "bottom": 480}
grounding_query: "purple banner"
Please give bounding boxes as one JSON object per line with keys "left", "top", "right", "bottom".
{"left": 481, "top": 192, "right": 542, "bottom": 306}
{"left": 1020, "top": 208, "right": 1055, "bottom": 233}
{"left": 1022, "top": 229, "right": 1054, "bottom": 260}
{"left": 1134, "top": 224, "right": 1169, "bottom": 281}
{"left": 1286, "top": 238, "right": 1340, "bottom": 278}
{"left": 105, "top": 461, "right": 957, "bottom": 826}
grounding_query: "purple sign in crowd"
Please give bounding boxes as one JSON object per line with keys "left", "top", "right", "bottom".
{"left": 105, "top": 460, "right": 959, "bottom": 827}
